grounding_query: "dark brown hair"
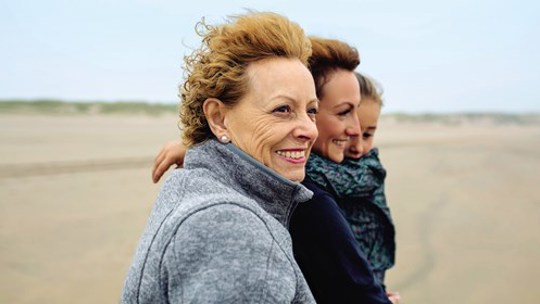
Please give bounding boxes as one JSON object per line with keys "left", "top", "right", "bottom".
{"left": 308, "top": 37, "right": 360, "bottom": 98}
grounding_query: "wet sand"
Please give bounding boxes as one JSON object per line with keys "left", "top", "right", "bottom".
{"left": 1, "top": 114, "right": 539, "bottom": 303}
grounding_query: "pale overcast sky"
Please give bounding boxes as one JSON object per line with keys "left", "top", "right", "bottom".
{"left": 1, "top": 0, "right": 539, "bottom": 113}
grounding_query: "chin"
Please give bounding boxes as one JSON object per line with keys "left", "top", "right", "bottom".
{"left": 346, "top": 153, "right": 362, "bottom": 159}
{"left": 282, "top": 171, "right": 304, "bottom": 182}
{"left": 329, "top": 154, "right": 344, "bottom": 163}
{"left": 290, "top": 176, "right": 304, "bottom": 182}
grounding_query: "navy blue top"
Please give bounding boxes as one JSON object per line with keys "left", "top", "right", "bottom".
{"left": 291, "top": 179, "right": 391, "bottom": 304}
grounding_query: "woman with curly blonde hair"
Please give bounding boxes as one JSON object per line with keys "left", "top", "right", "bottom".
{"left": 121, "top": 11, "right": 319, "bottom": 303}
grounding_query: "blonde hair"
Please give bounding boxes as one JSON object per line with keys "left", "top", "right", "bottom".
{"left": 180, "top": 11, "right": 312, "bottom": 146}
{"left": 355, "top": 72, "right": 384, "bottom": 106}
{"left": 308, "top": 37, "right": 360, "bottom": 98}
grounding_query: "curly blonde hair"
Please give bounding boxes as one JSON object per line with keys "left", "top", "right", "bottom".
{"left": 308, "top": 37, "right": 360, "bottom": 99}
{"left": 179, "top": 11, "right": 312, "bottom": 146}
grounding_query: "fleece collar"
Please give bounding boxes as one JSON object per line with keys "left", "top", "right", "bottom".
{"left": 184, "top": 139, "right": 313, "bottom": 227}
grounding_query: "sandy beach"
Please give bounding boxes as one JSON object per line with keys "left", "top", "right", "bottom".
{"left": 1, "top": 113, "right": 539, "bottom": 303}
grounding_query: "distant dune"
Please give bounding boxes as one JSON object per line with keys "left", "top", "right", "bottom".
{"left": 2, "top": 100, "right": 538, "bottom": 126}
{"left": 0, "top": 100, "right": 178, "bottom": 116}
{"left": 381, "top": 112, "right": 540, "bottom": 126}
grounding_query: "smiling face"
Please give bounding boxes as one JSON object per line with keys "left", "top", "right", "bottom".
{"left": 312, "top": 69, "right": 361, "bottom": 163}
{"left": 345, "top": 98, "right": 382, "bottom": 159}
{"left": 224, "top": 57, "right": 319, "bottom": 182}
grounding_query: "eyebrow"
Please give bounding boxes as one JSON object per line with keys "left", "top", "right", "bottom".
{"left": 274, "top": 95, "right": 319, "bottom": 105}
{"left": 308, "top": 98, "right": 320, "bottom": 105}
{"left": 333, "top": 101, "right": 356, "bottom": 109}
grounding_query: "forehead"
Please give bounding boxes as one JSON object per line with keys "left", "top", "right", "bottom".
{"left": 247, "top": 57, "right": 308, "bottom": 81}
{"left": 358, "top": 98, "right": 381, "bottom": 112}
{"left": 243, "top": 57, "right": 316, "bottom": 102}
{"left": 358, "top": 100, "right": 380, "bottom": 124}
{"left": 319, "top": 70, "right": 360, "bottom": 105}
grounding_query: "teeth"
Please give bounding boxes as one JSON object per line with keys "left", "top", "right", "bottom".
{"left": 333, "top": 139, "right": 348, "bottom": 147}
{"left": 276, "top": 150, "right": 305, "bottom": 159}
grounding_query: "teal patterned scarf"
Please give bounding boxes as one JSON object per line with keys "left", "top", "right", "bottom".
{"left": 306, "top": 149, "right": 385, "bottom": 202}
{"left": 305, "top": 148, "right": 392, "bottom": 221}
{"left": 305, "top": 148, "right": 395, "bottom": 283}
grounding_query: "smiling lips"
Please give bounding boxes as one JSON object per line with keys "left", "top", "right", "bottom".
{"left": 276, "top": 149, "right": 307, "bottom": 164}
{"left": 347, "top": 151, "right": 362, "bottom": 159}
{"left": 332, "top": 138, "right": 349, "bottom": 148}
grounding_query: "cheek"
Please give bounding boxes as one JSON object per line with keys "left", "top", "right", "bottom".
{"left": 314, "top": 118, "right": 329, "bottom": 142}
{"left": 250, "top": 122, "right": 278, "bottom": 152}
{"left": 317, "top": 116, "right": 341, "bottom": 139}
{"left": 230, "top": 116, "right": 276, "bottom": 159}
{"left": 251, "top": 120, "right": 303, "bottom": 164}
{"left": 363, "top": 140, "right": 374, "bottom": 153}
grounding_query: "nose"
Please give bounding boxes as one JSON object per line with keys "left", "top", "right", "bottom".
{"left": 345, "top": 112, "right": 361, "bottom": 137}
{"left": 294, "top": 113, "right": 319, "bottom": 141}
{"left": 347, "top": 135, "right": 364, "bottom": 158}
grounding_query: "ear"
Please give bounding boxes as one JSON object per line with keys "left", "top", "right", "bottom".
{"left": 203, "top": 98, "right": 229, "bottom": 138}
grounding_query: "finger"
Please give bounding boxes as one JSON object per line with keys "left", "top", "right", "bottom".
{"left": 152, "top": 148, "right": 169, "bottom": 182}
{"left": 152, "top": 160, "right": 165, "bottom": 183}
{"left": 175, "top": 156, "right": 184, "bottom": 167}
{"left": 154, "top": 155, "right": 177, "bottom": 183}
{"left": 153, "top": 149, "right": 166, "bottom": 172}
{"left": 388, "top": 293, "right": 401, "bottom": 304}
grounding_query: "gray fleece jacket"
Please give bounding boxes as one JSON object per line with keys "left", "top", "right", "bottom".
{"left": 121, "top": 139, "right": 316, "bottom": 303}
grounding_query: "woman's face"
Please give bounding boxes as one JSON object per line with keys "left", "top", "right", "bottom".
{"left": 225, "top": 57, "right": 319, "bottom": 182}
{"left": 312, "top": 70, "right": 361, "bottom": 163}
{"left": 345, "top": 98, "right": 381, "bottom": 159}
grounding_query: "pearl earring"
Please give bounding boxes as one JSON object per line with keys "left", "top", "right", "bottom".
{"left": 220, "top": 135, "right": 229, "bottom": 143}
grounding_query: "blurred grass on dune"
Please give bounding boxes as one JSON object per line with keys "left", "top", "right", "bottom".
{"left": 1, "top": 99, "right": 539, "bottom": 125}
{"left": 387, "top": 112, "right": 540, "bottom": 125}
{"left": 0, "top": 99, "right": 178, "bottom": 116}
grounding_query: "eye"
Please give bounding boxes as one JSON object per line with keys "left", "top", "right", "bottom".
{"left": 307, "top": 106, "right": 318, "bottom": 119}
{"left": 338, "top": 106, "right": 353, "bottom": 117}
{"left": 363, "top": 132, "right": 374, "bottom": 139}
{"left": 273, "top": 105, "right": 291, "bottom": 114}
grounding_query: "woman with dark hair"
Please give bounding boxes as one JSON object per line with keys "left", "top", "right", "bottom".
{"left": 291, "top": 59, "right": 399, "bottom": 303}
{"left": 290, "top": 37, "right": 397, "bottom": 304}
